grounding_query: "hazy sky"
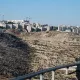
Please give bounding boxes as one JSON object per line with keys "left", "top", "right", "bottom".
{"left": 0, "top": 0, "right": 80, "bottom": 26}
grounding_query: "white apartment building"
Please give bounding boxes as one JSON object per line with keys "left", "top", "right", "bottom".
{"left": 0, "top": 22, "right": 6, "bottom": 28}
{"left": 7, "top": 20, "right": 24, "bottom": 23}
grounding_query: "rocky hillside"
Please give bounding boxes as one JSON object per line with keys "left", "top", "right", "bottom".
{"left": 20, "top": 31, "right": 80, "bottom": 79}
{"left": 0, "top": 33, "right": 35, "bottom": 79}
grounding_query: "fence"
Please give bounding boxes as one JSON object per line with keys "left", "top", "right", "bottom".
{"left": 12, "top": 61, "right": 80, "bottom": 80}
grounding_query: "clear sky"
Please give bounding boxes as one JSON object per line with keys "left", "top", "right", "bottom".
{"left": 0, "top": 0, "right": 80, "bottom": 26}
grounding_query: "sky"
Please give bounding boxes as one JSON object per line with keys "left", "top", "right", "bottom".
{"left": 0, "top": 0, "right": 80, "bottom": 26}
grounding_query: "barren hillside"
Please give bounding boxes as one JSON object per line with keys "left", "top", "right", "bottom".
{"left": 20, "top": 31, "right": 80, "bottom": 79}
{"left": 0, "top": 31, "right": 80, "bottom": 80}
{"left": 0, "top": 33, "right": 35, "bottom": 79}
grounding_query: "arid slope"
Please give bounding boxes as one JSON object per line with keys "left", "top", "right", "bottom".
{"left": 20, "top": 31, "right": 80, "bottom": 71}
{"left": 0, "top": 33, "right": 35, "bottom": 79}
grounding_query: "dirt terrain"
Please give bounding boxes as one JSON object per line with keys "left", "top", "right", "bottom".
{"left": 20, "top": 31, "right": 80, "bottom": 79}
{"left": 0, "top": 31, "right": 80, "bottom": 80}
{"left": 0, "top": 33, "right": 35, "bottom": 80}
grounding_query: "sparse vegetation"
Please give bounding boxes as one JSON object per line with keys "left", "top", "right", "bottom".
{"left": 1, "top": 31, "right": 80, "bottom": 80}
{"left": 20, "top": 31, "right": 80, "bottom": 80}
{"left": 0, "top": 33, "right": 36, "bottom": 79}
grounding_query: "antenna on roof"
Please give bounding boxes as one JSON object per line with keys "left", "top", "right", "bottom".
{"left": 24, "top": 17, "right": 31, "bottom": 23}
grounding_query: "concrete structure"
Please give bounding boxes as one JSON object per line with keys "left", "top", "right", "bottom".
{"left": 58, "top": 25, "right": 66, "bottom": 31}
{"left": 72, "top": 27, "right": 80, "bottom": 34}
{"left": 31, "top": 27, "right": 36, "bottom": 32}
{"left": 6, "top": 24, "right": 12, "bottom": 29}
{"left": 36, "top": 23, "right": 40, "bottom": 28}
{"left": 24, "top": 24, "right": 27, "bottom": 30}
{"left": 27, "top": 25, "right": 32, "bottom": 32}
{"left": 20, "top": 23, "right": 25, "bottom": 29}
{"left": 58, "top": 25, "right": 60, "bottom": 31}
{"left": 0, "top": 22, "right": 3, "bottom": 27}
{"left": 38, "top": 26, "right": 53, "bottom": 31}
{"left": 42, "top": 26, "right": 49, "bottom": 31}
{"left": 37, "top": 27, "right": 42, "bottom": 31}
{"left": 78, "top": 27, "right": 80, "bottom": 33}
{"left": 2, "top": 20, "right": 80, "bottom": 34}
{"left": 58, "top": 25, "right": 80, "bottom": 34}
{"left": 0, "top": 22, "right": 6, "bottom": 28}
{"left": 18, "top": 23, "right": 25, "bottom": 30}
{"left": 46, "top": 26, "right": 50, "bottom": 31}
{"left": 58, "top": 25, "right": 72, "bottom": 32}
{"left": 65, "top": 29, "right": 71, "bottom": 32}
{"left": 72, "top": 27, "right": 78, "bottom": 33}
{"left": 12, "top": 24, "right": 18, "bottom": 29}
{"left": 7, "top": 20, "right": 24, "bottom": 23}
